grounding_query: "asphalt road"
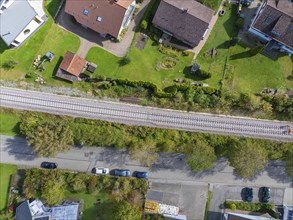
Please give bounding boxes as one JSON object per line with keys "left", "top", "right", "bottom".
{"left": 1, "top": 86, "right": 292, "bottom": 142}
{"left": 1, "top": 135, "right": 292, "bottom": 188}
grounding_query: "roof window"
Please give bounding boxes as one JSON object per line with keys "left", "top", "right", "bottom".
{"left": 83, "top": 9, "right": 89, "bottom": 16}
{"left": 97, "top": 16, "right": 102, "bottom": 22}
{"left": 264, "top": 16, "right": 272, "bottom": 24}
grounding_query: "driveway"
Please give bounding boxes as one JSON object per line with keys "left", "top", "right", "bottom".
{"left": 56, "top": 0, "right": 150, "bottom": 58}
{"left": 208, "top": 184, "right": 286, "bottom": 220}
{"left": 146, "top": 182, "right": 208, "bottom": 220}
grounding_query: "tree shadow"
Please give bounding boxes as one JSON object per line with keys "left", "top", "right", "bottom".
{"left": 265, "top": 160, "right": 293, "bottom": 185}
{"left": 2, "top": 136, "right": 36, "bottom": 161}
{"left": 150, "top": 153, "right": 188, "bottom": 172}
{"left": 223, "top": 5, "right": 239, "bottom": 38}
{"left": 187, "top": 157, "right": 229, "bottom": 178}
{"left": 229, "top": 50, "right": 252, "bottom": 60}
{"left": 0, "top": 38, "right": 8, "bottom": 54}
{"left": 183, "top": 66, "right": 209, "bottom": 81}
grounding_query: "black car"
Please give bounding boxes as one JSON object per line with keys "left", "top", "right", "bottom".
{"left": 261, "top": 187, "right": 271, "bottom": 203}
{"left": 244, "top": 187, "right": 253, "bottom": 202}
{"left": 41, "top": 162, "right": 58, "bottom": 169}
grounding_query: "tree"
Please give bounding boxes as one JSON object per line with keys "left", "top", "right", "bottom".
{"left": 113, "top": 201, "right": 142, "bottom": 220}
{"left": 229, "top": 140, "right": 268, "bottom": 178}
{"left": 119, "top": 56, "right": 131, "bottom": 66}
{"left": 20, "top": 112, "right": 73, "bottom": 157}
{"left": 130, "top": 140, "right": 159, "bottom": 167}
{"left": 186, "top": 140, "right": 216, "bottom": 171}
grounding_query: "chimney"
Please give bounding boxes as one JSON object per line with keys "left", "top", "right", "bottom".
{"left": 181, "top": 8, "right": 188, "bottom": 13}
{"left": 275, "top": 0, "right": 279, "bottom": 7}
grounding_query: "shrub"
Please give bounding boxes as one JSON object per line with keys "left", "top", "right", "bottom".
{"left": 2, "top": 59, "right": 18, "bottom": 70}
{"left": 182, "top": 51, "right": 190, "bottom": 56}
{"left": 140, "top": 20, "right": 148, "bottom": 30}
{"left": 119, "top": 56, "right": 131, "bottom": 66}
{"left": 230, "top": 203, "right": 236, "bottom": 210}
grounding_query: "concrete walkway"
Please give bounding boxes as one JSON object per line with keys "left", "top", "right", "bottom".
{"left": 57, "top": 0, "right": 150, "bottom": 58}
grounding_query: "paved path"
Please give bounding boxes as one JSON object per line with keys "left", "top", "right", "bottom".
{"left": 1, "top": 86, "right": 293, "bottom": 142}
{"left": 0, "top": 135, "right": 292, "bottom": 188}
{"left": 57, "top": 0, "right": 150, "bottom": 58}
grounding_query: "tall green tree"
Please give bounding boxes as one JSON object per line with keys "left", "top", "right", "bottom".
{"left": 113, "top": 201, "right": 142, "bottom": 220}
{"left": 20, "top": 112, "right": 73, "bottom": 157}
{"left": 229, "top": 141, "right": 268, "bottom": 178}
{"left": 186, "top": 140, "right": 216, "bottom": 171}
{"left": 130, "top": 140, "right": 159, "bottom": 167}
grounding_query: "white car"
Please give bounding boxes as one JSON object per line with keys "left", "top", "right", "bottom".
{"left": 92, "top": 167, "right": 109, "bottom": 175}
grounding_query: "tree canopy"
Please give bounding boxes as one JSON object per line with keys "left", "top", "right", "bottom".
{"left": 113, "top": 201, "right": 142, "bottom": 220}
{"left": 186, "top": 140, "right": 216, "bottom": 171}
{"left": 229, "top": 140, "right": 268, "bottom": 178}
{"left": 20, "top": 112, "right": 73, "bottom": 157}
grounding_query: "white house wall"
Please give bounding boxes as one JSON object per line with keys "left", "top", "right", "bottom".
{"left": 12, "top": 16, "right": 44, "bottom": 46}
{"left": 248, "top": 27, "right": 271, "bottom": 42}
{"left": 118, "top": 1, "right": 136, "bottom": 36}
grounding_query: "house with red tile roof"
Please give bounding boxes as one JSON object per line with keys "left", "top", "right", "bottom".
{"left": 65, "top": 0, "right": 136, "bottom": 39}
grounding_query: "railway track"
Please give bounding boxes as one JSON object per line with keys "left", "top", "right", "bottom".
{"left": 0, "top": 86, "right": 292, "bottom": 142}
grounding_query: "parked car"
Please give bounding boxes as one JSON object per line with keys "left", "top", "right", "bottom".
{"left": 92, "top": 167, "right": 109, "bottom": 175}
{"left": 114, "top": 169, "right": 131, "bottom": 177}
{"left": 261, "top": 187, "right": 271, "bottom": 203}
{"left": 135, "top": 171, "right": 148, "bottom": 179}
{"left": 41, "top": 162, "right": 57, "bottom": 169}
{"left": 244, "top": 187, "right": 253, "bottom": 202}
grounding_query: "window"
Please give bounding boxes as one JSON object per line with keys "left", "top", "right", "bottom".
{"left": 24, "top": 29, "right": 30, "bottom": 35}
{"left": 97, "top": 16, "right": 102, "bottom": 22}
{"left": 83, "top": 9, "right": 89, "bottom": 16}
{"left": 33, "top": 17, "right": 42, "bottom": 24}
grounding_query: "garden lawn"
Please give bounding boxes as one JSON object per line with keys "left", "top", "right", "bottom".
{"left": 0, "top": 112, "right": 21, "bottom": 136}
{"left": 196, "top": 5, "right": 293, "bottom": 93}
{"left": 86, "top": 39, "right": 194, "bottom": 89}
{"left": 0, "top": 0, "right": 80, "bottom": 87}
{"left": 0, "top": 164, "right": 17, "bottom": 211}
{"left": 65, "top": 190, "right": 116, "bottom": 220}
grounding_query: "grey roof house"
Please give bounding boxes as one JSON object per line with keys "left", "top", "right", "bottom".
{"left": 0, "top": 0, "right": 47, "bottom": 48}
{"left": 248, "top": 0, "right": 293, "bottom": 55}
{"left": 16, "top": 199, "right": 80, "bottom": 220}
{"left": 152, "top": 0, "right": 214, "bottom": 47}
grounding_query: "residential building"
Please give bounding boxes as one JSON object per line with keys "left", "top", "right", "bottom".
{"left": 152, "top": 0, "right": 214, "bottom": 47}
{"left": 64, "top": 0, "right": 136, "bottom": 38}
{"left": 0, "top": 0, "right": 47, "bottom": 48}
{"left": 16, "top": 199, "right": 80, "bottom": 220}
{"left": 248, "top": 0, "right": 293, "bottom": 55}
{"left": 56, "top": 51, "right": 86, "bottom": 82}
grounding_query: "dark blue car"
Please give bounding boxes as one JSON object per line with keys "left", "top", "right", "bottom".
{"left": 41, "top": 162, "right": 57, "bottom": 169}
{"left": 114, "top": 169, "right": 131, "bottom": 177}
{"left": 244, "top": 187, "right": 253, "bottom": 202}
{"left": 135, "top": 171, "right": 148, "bottom": 179}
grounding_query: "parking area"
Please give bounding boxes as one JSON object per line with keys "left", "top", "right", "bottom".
{"left": 146, "top": 182, "right": 208, "bottom": 220}
{"left": 208, "top": 184, "right": 285, "bottom": 220}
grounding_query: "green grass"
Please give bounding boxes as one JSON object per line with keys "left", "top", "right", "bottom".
{"left": 0, "top": 112, "right": 21, "bottom": 136}
{"left": 65, "top": 190, "right": 116, "bottom": 220}
{"left": 86, "top": 39, "right": 194, "bottom": 89}
{"left": 0, "top": 164, "right": 17, "bottom": 211}
{"left": 0, "top": 0, "right": 80, "bottom": 88}
{"left": 204, "top": 191, "right": 213, "bottom": 220}
{"left": 196, "top": 5, "right": 293, "bottom": 93}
